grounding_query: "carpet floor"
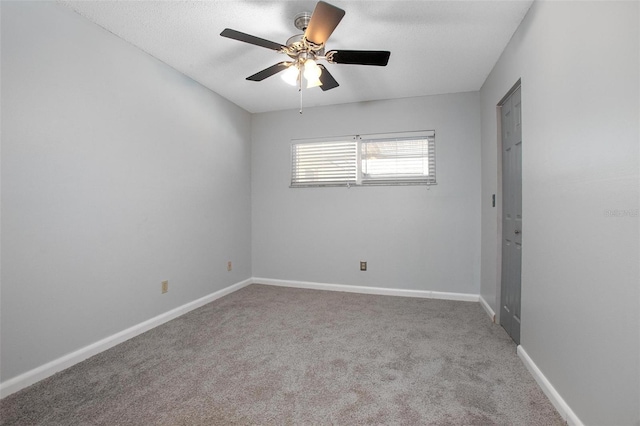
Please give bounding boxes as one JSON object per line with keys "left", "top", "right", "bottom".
{"left": 1, "top": 284, "right": 564, "bottom": 425}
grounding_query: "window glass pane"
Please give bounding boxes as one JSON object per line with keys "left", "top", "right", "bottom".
{"left": 360, "top": 135, "right": 435, "bottom": 184}
{"left": 291, "top": 141, "right": 357, "bottom": 187}
{"left": 362, "top": 138, "right": 429, "bottom": 178}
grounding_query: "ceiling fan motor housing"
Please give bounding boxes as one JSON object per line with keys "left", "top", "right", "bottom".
{"left": 285, "top": 34, "right": 325, "bottom": 61}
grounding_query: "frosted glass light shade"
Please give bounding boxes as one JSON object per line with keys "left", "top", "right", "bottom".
{"left": 281, "top": 66, "right": 299, "bottom": 86}
{"left": 304, "top": 59, "right": 322, "bottom": 88}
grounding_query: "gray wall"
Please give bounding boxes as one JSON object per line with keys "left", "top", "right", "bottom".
{"left": 252, "top": 93, "right": 481, "bottom": 294}
{"left": 479, "top": 1, "right": 639, "bottom": 424}
{"left": 1, "top": 1, "right": 252, "bottom": 382}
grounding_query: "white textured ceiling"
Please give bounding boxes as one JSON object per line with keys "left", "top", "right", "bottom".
{"left": 59, "top": 0, "right": 533, "bottom": 113}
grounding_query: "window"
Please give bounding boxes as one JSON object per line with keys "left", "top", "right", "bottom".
{"left": 291, "top": 131, "right": 436, "bottom": 187}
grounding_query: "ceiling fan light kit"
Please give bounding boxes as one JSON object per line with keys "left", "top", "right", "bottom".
{"left": 220, "top": 1, "right": 391, "bottom": 113}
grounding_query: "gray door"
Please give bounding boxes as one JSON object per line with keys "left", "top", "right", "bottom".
{"left": 500, "top": 86, "right": 522, "bottom": 344}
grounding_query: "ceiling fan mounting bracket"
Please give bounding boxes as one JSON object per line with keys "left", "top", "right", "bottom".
{"left": 294, "top": 11, "right": 312, "bottom": 32}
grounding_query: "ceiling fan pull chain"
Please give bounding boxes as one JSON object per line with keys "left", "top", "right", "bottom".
{"left": 299, "top": 73, "right": 303, "bottom": 114}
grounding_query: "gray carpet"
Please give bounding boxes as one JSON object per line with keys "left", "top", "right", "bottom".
{"left": 1, "top": 284, "right": 564, "bottom": 425}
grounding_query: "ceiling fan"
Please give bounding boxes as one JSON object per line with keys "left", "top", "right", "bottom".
{"left": 220, "top": 1, "right": 390, "bottom": 92}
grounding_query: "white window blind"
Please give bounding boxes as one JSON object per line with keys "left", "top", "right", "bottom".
{"left": 291, "top": 131, "right": 435, "bottom": 187}
{"left": 360, "top": 132, "right": 435, "bottom": 185}
{"left": 291, "top": 140, "right": 357, "bottom": 187}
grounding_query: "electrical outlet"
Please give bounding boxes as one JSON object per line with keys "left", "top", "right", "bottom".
{"left": 161, "top": 280, "right": 169, "bottom": 294}
{"left": 360, "top": 261, "right": 367, "bottom": 271}
{"left": 227, "top": 261, "right": 232, "bottom": 272}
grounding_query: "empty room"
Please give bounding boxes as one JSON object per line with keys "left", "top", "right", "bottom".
{"left": 1, "top": 1, "right": 638, "bottom": 425}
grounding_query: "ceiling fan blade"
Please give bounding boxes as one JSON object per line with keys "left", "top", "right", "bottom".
{"left": 317, "top": 65, "right": 339, "bottom": 91}
{"left": 327, "top": 50, "right": 391, "bottom": 66}
{"left": 220, "top": 28, "right": 285, "bottom": 51}
{"left": 246, "top": 62, "right": 292, "bottom": 81}
{"left": 304, "top": 1, "right": 345, "bottom": 45}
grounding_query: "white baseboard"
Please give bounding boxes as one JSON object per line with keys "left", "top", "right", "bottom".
{"left": 517, "top": 346, "right": 584, "bottom": 426}
{"left": 0, "top": 278, "right": 252, "bottom": 399}
{"left": 253, "top": 277, "right": 480, "bottom": 302}
{"left": 479, "top": 295, "right": 496, "bottom": 322}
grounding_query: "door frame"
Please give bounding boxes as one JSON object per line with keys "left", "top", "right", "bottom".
{"left": 495, "top": 79, "right": 521, "bottom": 326}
